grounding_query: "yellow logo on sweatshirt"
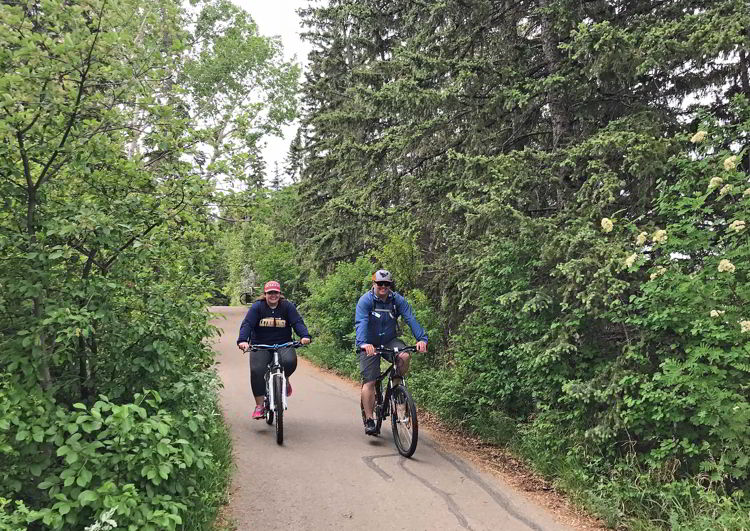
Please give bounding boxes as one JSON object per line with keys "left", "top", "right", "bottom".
{"left": 259, "top": 317, "right": 287, "bottom": 328}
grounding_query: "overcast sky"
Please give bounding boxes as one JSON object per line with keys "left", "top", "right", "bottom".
{"left": 231, "top": 0, "right": 314, "bottom": 183}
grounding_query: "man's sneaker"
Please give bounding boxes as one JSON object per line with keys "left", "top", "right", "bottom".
{"left": 252, "top": 405, "right": 265, "bottom": 419}
{"left": 364, "top": 418, "right": 377, "bottom": 436}
{"left": 286, "top": 380, "right": 293, "bottom": 397}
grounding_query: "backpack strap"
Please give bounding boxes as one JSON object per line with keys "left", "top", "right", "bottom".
{"left": 370, "top": 290, "right": 399, "bottom": 319}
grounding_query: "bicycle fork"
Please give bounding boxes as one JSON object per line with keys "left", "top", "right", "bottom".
{"left": 387, "top": 380, "right": 409, "bottom": 424}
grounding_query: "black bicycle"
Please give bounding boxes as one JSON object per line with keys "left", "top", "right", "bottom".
{"left": 247, "top": 341, "right": 304, "bottom": 445}
{"left": 359, "top": 345, "right": 419, "bottom": 457}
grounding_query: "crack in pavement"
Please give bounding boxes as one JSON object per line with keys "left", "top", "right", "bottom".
{"left": 362, "top": 453, "right": 397, "bottom": 481}
{"left": 425, "top": 441, "right": 547, "bottom": 531}
{"left": 399, "top": 458, "right": 474, "bottom": 530}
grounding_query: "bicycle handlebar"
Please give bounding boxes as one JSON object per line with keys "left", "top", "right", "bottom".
{"left": 245, "top": 341, "right": 306, "bottom": 352}
{"left": 357, "top": 345, "right": 418, "bottom": 354}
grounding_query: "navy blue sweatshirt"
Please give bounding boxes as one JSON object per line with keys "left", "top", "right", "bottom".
{"left": 237, "top": 299, "right": 311, "bottom": 346}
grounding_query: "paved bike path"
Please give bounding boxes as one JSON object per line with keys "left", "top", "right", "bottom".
{"left": 212, "top": 306, "right": 572, "bottom": 531}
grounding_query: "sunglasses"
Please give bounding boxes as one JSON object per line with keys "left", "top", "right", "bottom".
{"left": 265, "top": 291, "right": 280, "bottom": 295}
{"left": 375, "top": 281, "right": 391, "bottom": 287}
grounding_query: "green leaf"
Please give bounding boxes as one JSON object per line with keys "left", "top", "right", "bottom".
{"left": 78, "top": 490, "right": 98, "bottom": 505}
{"left": 156, "top": 442, "right": 170, "bottom": 456}
{"left": 76, "top": 467, "right": 93, "bottom": 487}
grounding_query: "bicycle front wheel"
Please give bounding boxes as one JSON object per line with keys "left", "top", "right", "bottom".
{"left": 390, "top": 385, "right": 418, "bottom": 457}
{"left": 264, "top": 375, "right": 274, "bottom": 425}
{"left": 273, "top": 376, "right": 284, "bottom": 445}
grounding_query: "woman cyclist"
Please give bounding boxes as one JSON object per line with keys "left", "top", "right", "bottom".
{"left": 237, "top": 280, "right": 311, "bottom": 419}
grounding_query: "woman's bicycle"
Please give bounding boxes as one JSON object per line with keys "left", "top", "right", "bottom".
{"left": 359, "top": 345, "right": 419, "bottom": 457}
{"left": 248, "top": 341, "right": 304, "bottom": 445}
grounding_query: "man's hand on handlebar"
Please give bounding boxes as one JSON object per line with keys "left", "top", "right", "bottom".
{"left": 238, "top": 341, "right": 249, "bottom": 352}
{"left": 362, "top": 343, "right": 376, "bottom": 356}
{"left": 301, "top": 337, "right": 311, "bottom": 345}
{"left": 416, "top": 340, "right": 427, "bottom": 353}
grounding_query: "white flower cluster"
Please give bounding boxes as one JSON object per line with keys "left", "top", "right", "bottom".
{"left": 741, "top": 321, "right": 750, "bottom": 334}
{"left": 718, "top": 259, "right": 736, "bottom": 273}
{"left": 624, "top": 253, "right": 638, "bottom": 268}
{"left": 652, "top": 229, "right": 667, "bottom": 244}
{"left": 720, "top": 184, "right": 733, "bottom": 196}
{"left": 691, "top": 130, "right": 707, "bottom": 143}
{"left": 724, "top": 155, "right": 738, "bottom": 170}
{"left": 708, "top": 176, "right": 723, "bottom": 190}
{"left": 601, "top": 218, "right": 614, "bottom": 233}
{"left": 729, "top": 220, "right": 746, "bottom": 232}
{"left": 710, "top": 310, "right": 725, "bottom": 318}
{"left": 636, "top": 232, "right": 648, "bottom": 246}
{"left": 650, "top": 266, "right": 667, "bottom": 280}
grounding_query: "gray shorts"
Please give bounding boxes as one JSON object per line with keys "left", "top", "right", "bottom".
{"left": 358, "top": 338, "right": 406, "bottom": 383}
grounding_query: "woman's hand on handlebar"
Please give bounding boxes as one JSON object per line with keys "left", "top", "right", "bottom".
{"left": 416, "top": 340, "right": 427, "bottom": 353}
{"left": 301, "top": 337, "right": 311, "bottom": 345}
{"left": 238, "top": 341, "right": 249, "bottom": 352}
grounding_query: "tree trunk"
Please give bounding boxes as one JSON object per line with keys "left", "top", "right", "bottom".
{"left": 538, "top": 0, "right": 571, "bottom": 148}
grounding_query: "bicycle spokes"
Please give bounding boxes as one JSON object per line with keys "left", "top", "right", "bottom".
{"left": 390, "top": 385, "right": 418, "bottom": 457}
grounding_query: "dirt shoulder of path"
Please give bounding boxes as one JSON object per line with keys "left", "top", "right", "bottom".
{"left": 300, "top": 357, "right": 608, "bottom": 531}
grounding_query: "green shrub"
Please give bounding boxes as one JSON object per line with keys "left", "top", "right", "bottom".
{"left": 302, "top": 257, "right": 373, "bottom": 351}
{"left": 1, "top": 375, "right": 231, "bottom": 530}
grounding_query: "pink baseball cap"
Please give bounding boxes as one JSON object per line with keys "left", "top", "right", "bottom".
{"left": 264, "top": 280, "right": 281, "bottom": 293}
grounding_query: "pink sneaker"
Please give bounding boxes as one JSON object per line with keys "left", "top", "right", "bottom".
{"left": 286, "top": 381, "right": 293, "bottom": 397}
{"left": 252, "top": 405, "right": 264, "bottom": 419}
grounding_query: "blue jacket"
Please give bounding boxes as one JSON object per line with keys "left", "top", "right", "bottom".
{"left": 354, "top": 289, "right": 427, "bottom": 347}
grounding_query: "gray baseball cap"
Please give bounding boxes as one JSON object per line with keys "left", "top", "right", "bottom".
{"left": 372, "top": 269, "right": 393, "bottom": 283}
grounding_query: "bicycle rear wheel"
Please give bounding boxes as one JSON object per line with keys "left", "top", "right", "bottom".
{"left": 373, "top": 380, "right": 383, "bottom": 434}
{"left": 273, "top": 376, "right": 283, "bottom": 444}
{"left": 390, "top": 385, "right": 418, "bottom": 457}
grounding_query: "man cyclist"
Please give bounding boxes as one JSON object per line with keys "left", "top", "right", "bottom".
{"left": 355, "top": 269, "right": 428, "bottom": 435}
{"left": 237, "top": 280, "right": 311, "bottom": 419}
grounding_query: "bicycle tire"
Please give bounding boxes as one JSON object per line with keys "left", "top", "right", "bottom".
{"left": 273, "top": 375, "right": 283, "bottom": 444}
{"left": 390, "top": 385, "right": 418, "bottom": 457}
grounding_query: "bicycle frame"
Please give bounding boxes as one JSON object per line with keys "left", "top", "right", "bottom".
{"left": 265, "top": 348, "right": 287, "bottom": 413}
{"left": 248, "top": 341, "right": 304, "bottom": 445}
{"left": 374, "top": 365, "right": 397, "bottom": 419}
{"left": 359, "top": 345, "right": 419, "bottom": 456}
{"left": 363, "top": 346, "right": 416, "bottom": 422}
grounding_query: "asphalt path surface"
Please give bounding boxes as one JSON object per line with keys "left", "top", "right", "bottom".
{"left": 212, "top": 306, "right": 572, "bottom": 531}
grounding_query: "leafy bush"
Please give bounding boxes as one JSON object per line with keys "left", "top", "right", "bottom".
{"left": 422, "top": 100, "right": 750, "bottom": 527}
{"left": 1, "top": 381, "right": 230, "bottom": 530}
{"left": 302, "top": 257, "right": 373, "bottom": 351}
